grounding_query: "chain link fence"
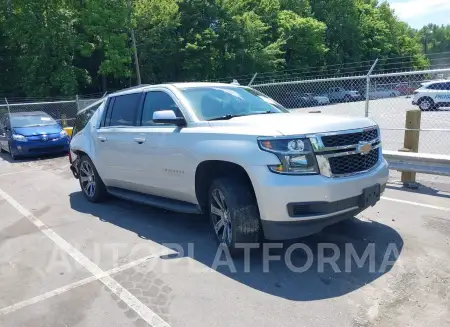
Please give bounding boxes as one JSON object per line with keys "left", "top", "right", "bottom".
{"left": 251, "top": 66, "right": 450, "bottom": 155}
{"left": 0, "top": 95, "right": 102, "bottom": 128}
{"left": 2, "top": 64, "right": 450, "bottom": 156}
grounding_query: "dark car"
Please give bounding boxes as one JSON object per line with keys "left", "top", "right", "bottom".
{"left": 277, "top": 92, "right": 319, "bottom": 109}
{"left": 0, "top": 111, "right": 70, "bottom": 160}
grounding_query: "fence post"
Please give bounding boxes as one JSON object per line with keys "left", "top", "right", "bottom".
{"left": 365, "top": 58, "right": 379, "bottom": 117}
{"left": 75, "top": 95, "right": 80, "bottom": 112}
{"left": 4, "top": 98, "right": 10, "bottom": 115}
{"left": 399, "top": 109, "right": 421, "bottom": 187}
{"left": 248, "top": 73, "right": 258, "bottom": 86}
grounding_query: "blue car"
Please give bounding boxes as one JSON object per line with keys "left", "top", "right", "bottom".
{"left": 0, "top": 111, "right": 70, "bottom": 160}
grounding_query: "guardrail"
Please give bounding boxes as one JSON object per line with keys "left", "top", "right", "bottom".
{"left": 384, "top": 150, "right": 450, "bottom": 177}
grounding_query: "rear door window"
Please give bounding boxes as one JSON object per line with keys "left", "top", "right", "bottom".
{"left": 73, "top": 101, "right": 103, "bottom": 136}
{"left": 107, "top": 92, "right": 142, "bottom": 127}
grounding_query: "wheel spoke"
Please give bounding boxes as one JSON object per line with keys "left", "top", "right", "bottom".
{"left": 80, "top": 164, "right": 89, "bottom": 176}
{"left": 88, "top": 183, "right": 95, "bottom": 196}
{"left": 211, "top": 204, "right": 223, "bottom": 217}
{"left": 80, "top": 175, "right": 89, "bottom": 183}
{"left": 212, "top": 191, "right": 223, "bottom": 210}
{"left": 83, "top": 182, "right": 90, "bottom": 193}
{"left": 218, "top": 191, "right": 227, "bottom": 211}
{"left": 214, "top": 218, "right": 225, "bottom": 233}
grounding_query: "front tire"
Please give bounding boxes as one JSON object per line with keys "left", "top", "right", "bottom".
{"left": 418, "top": 97, "right": 435, "bottom": 111}
{"left": 78, "top": 156, "right": 108, "bottom": 202}
{"left": 208, "top": 178, "right": 261, "bottom": 254}
{"left": 9, "top": 145, "right": 18, "bottom": 160}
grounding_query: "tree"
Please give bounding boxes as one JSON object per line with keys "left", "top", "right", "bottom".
{"left": 7, "top": 0, "right": 79, "bottom": 96}
{"left": 0, "top": 0, "right": 440, "bottom": 96}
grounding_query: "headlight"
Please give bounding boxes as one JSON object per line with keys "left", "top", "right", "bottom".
{"left": 258, "top": 138, "right": 319, "bottom": 175}
{"left": 60, "top": 130, "right": 68, "bottom": 138}
{"left": 12, "top": 134, "right": 28, "bottom": 142}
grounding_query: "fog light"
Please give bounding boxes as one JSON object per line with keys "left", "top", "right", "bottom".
{"left": 17, "top": 146, "right": 22, "bottom": 151}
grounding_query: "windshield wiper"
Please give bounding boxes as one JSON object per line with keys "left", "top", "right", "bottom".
{"left": 208, "top": 114, "right": 248, "bottom": 121}
{"left": 207, "top": 111, "right": 275, "bottom": 121}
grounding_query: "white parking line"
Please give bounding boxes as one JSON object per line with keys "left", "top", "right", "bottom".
{"left": 0, "top": 170, "right": 38, "bottom": 177}
{"left": 0, "top": 254, "right": 166, "bottom": 316}
{"left": 0, "top": 187, "right": 172, "bottom": 327}
{"left": 381, "top": 196, "right": 450, "bottom": 212}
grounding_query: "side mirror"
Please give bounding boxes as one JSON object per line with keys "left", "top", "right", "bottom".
{"left": 153, "top": 110, "right": 186, "bottom": 126}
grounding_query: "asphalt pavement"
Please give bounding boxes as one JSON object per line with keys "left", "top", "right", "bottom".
{"left": 0, "top": 153, "right": 450, "bottom": 327}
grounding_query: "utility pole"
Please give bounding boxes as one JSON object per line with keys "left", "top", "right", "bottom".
{"left": 127, "top": 0, "right": 141, "bottom": 85}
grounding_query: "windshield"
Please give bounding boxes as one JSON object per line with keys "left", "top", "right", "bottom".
{"left": 179, "top": 86, "right": 288, "bottom": 120}
{"left": 11, "top": 114, "right": 57, "bottom": 128}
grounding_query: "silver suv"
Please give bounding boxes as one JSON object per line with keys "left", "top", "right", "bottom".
{"left": 69, "top": 83, "right": 389, "bottom": 253}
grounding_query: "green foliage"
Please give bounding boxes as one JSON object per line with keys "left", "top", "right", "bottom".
{"left": 0, "top": 0, "right": 442, "bottom": 97}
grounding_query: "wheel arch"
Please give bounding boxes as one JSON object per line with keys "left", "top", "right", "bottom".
{"left": 194, "top": 160, "right": 256, "bottom": 213}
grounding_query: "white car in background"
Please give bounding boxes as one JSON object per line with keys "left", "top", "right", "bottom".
{"left": 412, "top": 80, "right": 450, "bottom": 111}
{"left": 368, "top": 88, "right": 400, "bottom": 99}
{"left": 312, "top": 94, "right": 330, "bottom": 105}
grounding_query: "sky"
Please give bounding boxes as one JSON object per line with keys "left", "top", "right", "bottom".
{"left": 387, "top": 0, "right": 450, "bottom": 29}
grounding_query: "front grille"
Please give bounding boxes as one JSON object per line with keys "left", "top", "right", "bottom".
{"left": 322, "top": 129, "right": 378, "bottom": 147}
{"left": 28, "top": 146, "right": 64, "bottom": 153}
{"left": 328, "top": 148, "right": 379, "bottom": 175}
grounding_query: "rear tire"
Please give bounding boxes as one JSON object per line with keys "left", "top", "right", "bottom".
{"left": 208, "top": 177, "right": 262, "bottom": 255}
{"left": 78, "top": 155, "right": 108, "bottom": 202}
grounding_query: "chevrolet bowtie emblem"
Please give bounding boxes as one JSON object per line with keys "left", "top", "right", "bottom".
{"left": 357, "top": 142, "right": 372, "bottom": 155}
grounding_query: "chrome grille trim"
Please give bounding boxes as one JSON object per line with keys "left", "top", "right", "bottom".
{"left": 320, "top": 142, "right": 381, "bottom": 158}
{"left": 308, "top": 126, "right": 382, "bottom": 178}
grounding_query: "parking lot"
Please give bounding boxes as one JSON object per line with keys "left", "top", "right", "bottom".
{"left": 1, "top": 153, "right": 450, "bottom": 327}
{"left": 291, "top": 96, "right": 450, "bottom": 155}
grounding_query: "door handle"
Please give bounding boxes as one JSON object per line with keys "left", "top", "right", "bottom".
{"left": 97, "top": 136, "right": 107, "bottom": 142}
{"left": 133, "top": 137, "right": 146, "bottom": 144}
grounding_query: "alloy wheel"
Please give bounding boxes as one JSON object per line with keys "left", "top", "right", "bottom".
{"left": 79, "top": 160, "right": 96, "bottom": 198}
{"left": 420, "top": 99, "right": 431, "bottom": 110}
{"left": 210, "top": 188, "right": 232, "bottom": 245}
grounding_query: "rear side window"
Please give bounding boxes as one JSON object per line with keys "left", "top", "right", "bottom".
{"left": 427, "top": 83, "right": 445, "bottom": 90}
{"left": 73, "top": 102, "right": 102, "bottom": 136}
{"left": 107, "top": 93, "right": 141, "bottom": 127}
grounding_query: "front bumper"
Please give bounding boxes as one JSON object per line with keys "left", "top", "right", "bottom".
{"left": 10, "top": 138, "right": 70, "bottom": 156}
{"left": 247, "top": 159, "right": 389, "bottom": 240}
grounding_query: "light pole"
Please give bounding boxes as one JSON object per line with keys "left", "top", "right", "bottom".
{"left": 127, "top": 0, "right": 142, "bottom": 85}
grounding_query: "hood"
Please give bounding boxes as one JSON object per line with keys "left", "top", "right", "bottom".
{"left": 208, "top": 113, "right": 376, "bottom": 136}
{"left": 13, "top": 124, "right": 62, "bottom": 136}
